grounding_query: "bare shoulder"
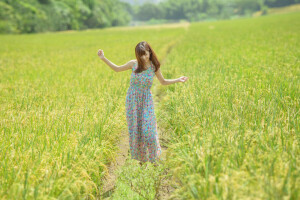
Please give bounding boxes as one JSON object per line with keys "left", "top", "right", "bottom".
{"left": 155, "top": 67, "right": 161, "bottom": 74}
{"left": 131, "top": 59, "right": 137, "bottom": 64}
{"left": 154, "top": 67, "right": 165, "bottom": 84}
{"left": 129, "top": 59, "right": 137, "bottom": 68}
{"left": 129, "top": 59, "right": 137, "bottom": 63}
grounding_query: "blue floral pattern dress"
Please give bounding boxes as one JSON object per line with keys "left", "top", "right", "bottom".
{"left": 125, "top": 61, "right": 162, "bottom": 163}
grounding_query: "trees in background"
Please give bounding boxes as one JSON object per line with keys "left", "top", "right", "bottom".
{"left": 0, "top": 0, "right": 299, "bottom": 34}
{"left": 0, "top": 0, "right": 131, "bottom": 34}
{"left": 132, "top": 0, "right": 300, "bottom": 22}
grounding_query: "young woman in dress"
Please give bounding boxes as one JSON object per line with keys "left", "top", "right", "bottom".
{"left": 97, "top": 41, "right": 189, "bottom": 165}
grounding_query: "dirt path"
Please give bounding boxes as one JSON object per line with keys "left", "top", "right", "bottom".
{"left": 153, "top": 87, "right": 176, "bottom": 200}
{"left": 101, "top": 130, "right": 129, "bottom": 199}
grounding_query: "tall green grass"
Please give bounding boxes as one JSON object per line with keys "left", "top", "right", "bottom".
{"left": 0, "top": 27, "right": 186, "bottom": 199}
{"left": 157, "top": 12, "right": 299, "bottom": 199}
{"left": 1, "top": 11, "right": 298, "bottom": 200}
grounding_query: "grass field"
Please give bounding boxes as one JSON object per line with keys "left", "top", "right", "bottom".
{"left": 156, "top": 12, "right": 299, "bottom": 199}
{"left": 0, "top": 11, "right": 299, "bottom": 200}
{"left": 0, "top": 26, "right": 186, "bottom": 199}
{"left": 253, "top": 3, "right": 300, "bottom": 17}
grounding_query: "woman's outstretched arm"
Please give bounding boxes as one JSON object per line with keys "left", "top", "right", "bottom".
{"left": 97, "top": 49, "right": 134, "bottom": 72}
{"left": 155, "top": 68, "right": 189, "bottom": 85}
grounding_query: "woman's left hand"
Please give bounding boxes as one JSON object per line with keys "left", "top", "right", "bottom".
{"left": 178, "top": 76, "right": 189, "bottom": 83}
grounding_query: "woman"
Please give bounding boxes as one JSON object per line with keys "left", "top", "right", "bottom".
{"left": 97, "top": 41, "right": 189, "bottom": 165}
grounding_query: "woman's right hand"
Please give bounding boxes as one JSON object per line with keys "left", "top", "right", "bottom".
{"left": 97, "top": 49, "right": 105, "bottom": 59}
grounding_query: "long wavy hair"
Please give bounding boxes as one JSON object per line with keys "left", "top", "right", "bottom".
{"left": 134, "top": 41, "right": 160, "bottom": 73}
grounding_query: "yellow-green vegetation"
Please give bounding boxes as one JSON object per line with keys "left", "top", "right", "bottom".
{"left": 157, "top": 12, "right": 299, "bottom": 199}
{"left": 109, "top": 159, "right": 168, "bottom": 200}
{"left": 0, "top": 27, "right": 186, "bottom": 199}
{"left": 253, "top": 3, "right": 300, "bottom": 17}
{"left": 268, "top": 3, "right": 300, "bottom": 15}
{"left": 1, "top": 11, "right": 299, "bottom": 200}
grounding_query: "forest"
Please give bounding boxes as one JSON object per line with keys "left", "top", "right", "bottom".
{"left": 0, "top": 0, "right": 299, "bottom": 34}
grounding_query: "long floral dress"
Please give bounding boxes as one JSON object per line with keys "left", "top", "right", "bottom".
{"left": 125, "top": 61, "right": 162, "bottom": 163}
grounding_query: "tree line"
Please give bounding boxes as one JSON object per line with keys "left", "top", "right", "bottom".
{"left": 0, "top": 0, "right": 131, "bottom": 34}
{"left": 132, "top": 0, "right": 300, "bottom": 22}
{"left": 0, "top": 0, "right": 298, "bottom": 34}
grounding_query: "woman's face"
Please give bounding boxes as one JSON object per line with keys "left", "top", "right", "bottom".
{"left": 141, "top": 50, "right": 150, "bottom": 63}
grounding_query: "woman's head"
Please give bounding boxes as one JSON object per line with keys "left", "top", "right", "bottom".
{"left": 134, "top": 41, "right": 160, "bottom": 73}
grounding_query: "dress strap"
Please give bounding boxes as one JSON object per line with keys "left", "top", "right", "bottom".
{"left": 132, "top": 61, "right": 137, "bottom": 71}
{"left": 150, "top": 61, "right": 154, "bottom": 71}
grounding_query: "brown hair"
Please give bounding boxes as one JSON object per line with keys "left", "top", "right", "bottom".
{"left": 134, "top": 41, "right": 160, "bottom": 73}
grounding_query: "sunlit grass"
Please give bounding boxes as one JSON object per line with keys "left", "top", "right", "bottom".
{"left": 156, "top": 12, "right": 299, "bottom": 199}
{"left": 111, "top": 159, "right": 167, "bottom": 200}
{"left": 268, "top": 3, "right": 300, "bottom": 15}
{"left": 1, "top": 11, "right": 299, "bottom": 200}
{"left": 0, "top": 26, "right": 186, "bottom": 199}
